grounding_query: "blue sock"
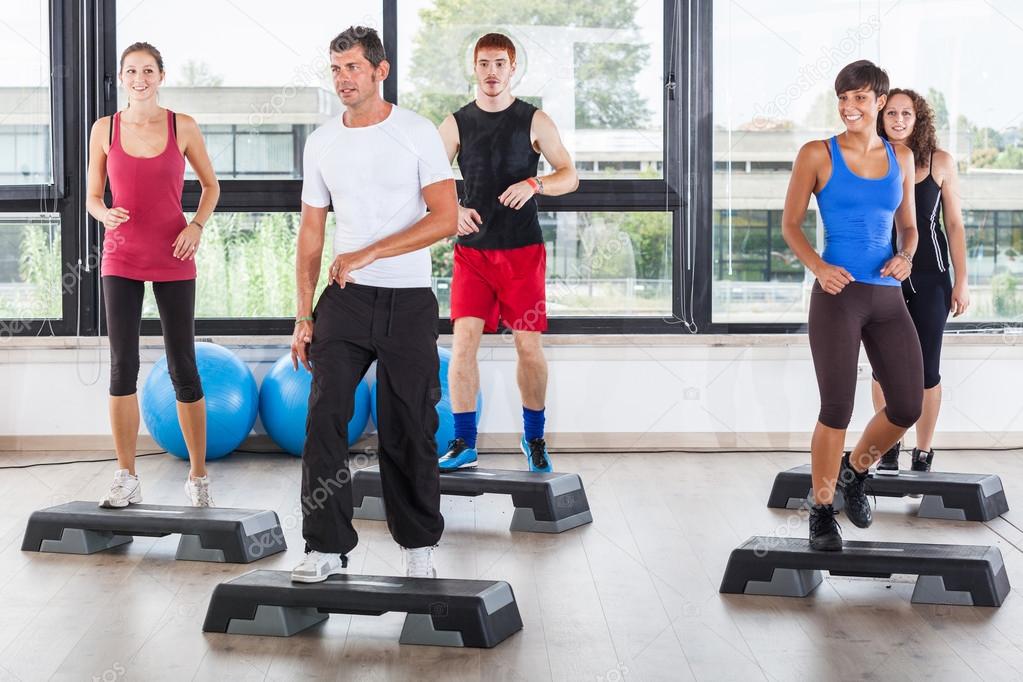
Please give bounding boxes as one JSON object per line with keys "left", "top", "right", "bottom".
{"left": 523, "top": 406, "right": 545, "bottom": 442}
{"left": 453, "top": 411, "right": 477, "bottom": 449}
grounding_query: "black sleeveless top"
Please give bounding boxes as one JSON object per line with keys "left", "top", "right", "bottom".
{"left": 891, "top": 153, "right": 950, "bottom": 274}
{"left": 453, "top": 99, "right": 543, "bottom": 250}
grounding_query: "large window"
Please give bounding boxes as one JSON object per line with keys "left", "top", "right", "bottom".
{"left": 397, "top": 1, "right": 664, "bottom": 180}
{"left": 963, "top": 210, "right": 1023, "bottom": 320}
{"left": 18, "top": 1, "right": 1022, "bottom": 338}
{"left": 395, "top": 0, "right": 677, "bottom": 333}
{"left": 713, "top": 0, "right": 1023, "bottom": 325}
{"left": 116, "top": 1, "right": 382, "bottom": 180}
{"left": 0, "top": 0, "right": 55, "bottom": 321}
{"left": 0, "top": 1, "right": 79, "bottom": 338}
{"left": 137, "top": 209, "right": 672, "bottom": 321}
{"left": 138, "top": 213, "right": 335, "bottom": 320}
{"left": 0, "top": 0, "right": 52, "bottom": 187}
{"left": 713, "top": 209, "right": 814, "bottom": 323}
{"left": 0, "top": 214, "right": 61, "bottom": 325}
{"left": 116, "top": 0, "right": 678, "bottom": 335}
{"left": 432, "top": 211, "right": 673, "bottom": 317}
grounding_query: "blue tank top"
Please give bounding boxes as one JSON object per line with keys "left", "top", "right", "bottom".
{"left": 817, "top": 135, "right": 903, "bottom": 287}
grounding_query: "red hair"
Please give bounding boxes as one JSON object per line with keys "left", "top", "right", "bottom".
{"left": 473, "top": 33, "right": 516, "bottom": 64}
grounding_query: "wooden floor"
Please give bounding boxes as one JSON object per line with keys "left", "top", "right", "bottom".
{"left": 2, "top": 448, "right": 1023, "bottom": 682}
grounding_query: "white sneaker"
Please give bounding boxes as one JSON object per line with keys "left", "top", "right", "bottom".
{"left": 185, "top": 475, "right": 215, "bottom": 507}
{"left": 403, "top": 546, "right": 437, "bottom": 578}
{"left": 99, "top": 469, "right": 142, "bottom": 508}
{"left": 291, "top": 551, "right": 346, "bottom": 583}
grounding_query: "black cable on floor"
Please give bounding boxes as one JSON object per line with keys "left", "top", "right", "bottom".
{"left": 0, "top": 451, "right": 167, "bottom": 470}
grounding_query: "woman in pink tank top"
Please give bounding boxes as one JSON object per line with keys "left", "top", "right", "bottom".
{"left": 85, "top": 42, "right": 221, "bottom": 509}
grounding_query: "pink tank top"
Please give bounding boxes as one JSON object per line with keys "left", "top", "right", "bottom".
{"left": 101, "top": 109, "right": 194, "bottom": 281}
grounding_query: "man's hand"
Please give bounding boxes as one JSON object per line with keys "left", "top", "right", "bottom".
{"left": 328, "top": 248, "right": 375, "bottom": 287}
{"left": 291, "top": 320, "right": 313, "bottom": 371}
{"left": 457, "top": 206, "right": 482, "bottom": 236}
{"left": 498, "top": 179, "right": 537, "bottom": 210}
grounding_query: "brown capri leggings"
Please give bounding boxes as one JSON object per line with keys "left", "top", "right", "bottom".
{"left": 809, "top": 281, "right": 923, "bottom": 430}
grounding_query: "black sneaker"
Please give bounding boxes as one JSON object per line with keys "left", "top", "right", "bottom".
{"left": 910, "top": 448, "right": 934, "bottom": 473}
{"left": 876, "top": 441, "right": 900, "bottom": 476}
{"left": 837, "top": 452, "right": 873, "bottom": 528}
{"left": 520, "top": 436, "right": 552, "bottom": 472}
{"left": 809, "top": 503, "right": 843, "bottom": 551}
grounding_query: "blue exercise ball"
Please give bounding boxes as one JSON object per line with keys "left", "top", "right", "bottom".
{"left": 141, "top": 341, "right": 258, "bottom": 461}
{"left": 258, "top": 353, "right": 371, "bottom": 456}
{"left": 370, "top": 346, "right": 482, "bottom": 455}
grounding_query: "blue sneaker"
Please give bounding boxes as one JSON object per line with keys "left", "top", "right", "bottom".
{"left": 439, "top": 438, "right": 478, "bottom": 470}
{"left": 520, "top": 436, "right": 552, "bottom": 473}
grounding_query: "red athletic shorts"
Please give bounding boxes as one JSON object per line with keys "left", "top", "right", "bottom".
{"left": 451, "top": 243, "right": 547, "bottom": 333}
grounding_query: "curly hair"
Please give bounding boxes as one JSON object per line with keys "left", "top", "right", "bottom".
{"left": 878, "top": 88, "right": 939, "bottom": 169}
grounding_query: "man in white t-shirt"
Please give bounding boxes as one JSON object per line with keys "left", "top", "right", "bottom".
{"left": 288, "top": 26, "right": 457, "bottom": 583}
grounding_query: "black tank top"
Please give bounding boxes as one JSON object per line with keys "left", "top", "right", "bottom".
{"left": 891, "top": 153, "right": 950, "bottom": 273}
{"left": 453, "top": 99, "right": 543, "bottom": 250}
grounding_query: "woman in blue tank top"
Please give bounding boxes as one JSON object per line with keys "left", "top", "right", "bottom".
{"left": 871, "top": 89, "right": 970, "bottom": 477}
{"left": 782, "top": 60, "right": 923, "bottom": 551}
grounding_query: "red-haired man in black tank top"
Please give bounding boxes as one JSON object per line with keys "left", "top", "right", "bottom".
{"left": 437, "top": 33, "right": 578, "bottom": 473}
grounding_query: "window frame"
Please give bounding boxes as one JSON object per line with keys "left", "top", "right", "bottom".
{"left": 94, "top": 0, "right": 688, "bottom": 336}
{"left": 0, "top": 0, "right": 84, "bottom": 338}
{"left": 702, "top": 0, "right": 1023, "bottom": 333}
{"left": 31, "top": 1, "right": 1021, "bottom": 337}
{"left": 0, "top": 0, "right": 66, "bottom": 200}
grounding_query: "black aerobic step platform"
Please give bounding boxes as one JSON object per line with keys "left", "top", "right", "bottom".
{"left": 766, "top": 464, "right": 1008, "bottom": 522}
{"left": 21, "top": 501, "right": 286, "bottom": 563}
{"left": 352, "top": 465, "right": 593, "bottom": 533}
{"left": 720, "top": 536, "right": 1010, "bottom": 607}
{"left": 203, "top": 569, "right": 523, "bottom": 648}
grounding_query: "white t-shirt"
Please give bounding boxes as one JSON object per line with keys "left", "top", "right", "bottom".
{"left": 301, "top": 105, "right": 453, "bottom": 288}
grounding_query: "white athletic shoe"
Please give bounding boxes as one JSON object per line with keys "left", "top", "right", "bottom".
{"left": 291, "top": 551, "right": 346, "bottom": 583}
{"left": 99, "top": 469, "right": 142, "bottom": 508}
{"left": 185, "top": 475, "right": 215, "bottom": 507}
{"left": 404, "top": 546, "right": 437, "bottom": 579}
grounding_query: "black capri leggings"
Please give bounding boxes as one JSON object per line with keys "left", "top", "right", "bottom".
{"left": 103, "top": 275, "right": 203, "bottom": 403}
{"left": 904, "top": 272, "right": 952, "bottom": 389}
{"left": 809, "top": 281, "right": 923, "bottom": 430}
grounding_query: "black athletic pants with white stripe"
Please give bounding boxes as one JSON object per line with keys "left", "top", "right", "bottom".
{"left": 301, "top": 281, "right": 443, "bottom": 556}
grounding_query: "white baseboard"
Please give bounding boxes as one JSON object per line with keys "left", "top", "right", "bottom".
{"left": 2, "top": 432, "right": 1020, "bottom": 453}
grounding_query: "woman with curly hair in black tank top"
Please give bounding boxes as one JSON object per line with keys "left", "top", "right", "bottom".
{"left": 872, "top": 89, "right": 970, "bottom": 476}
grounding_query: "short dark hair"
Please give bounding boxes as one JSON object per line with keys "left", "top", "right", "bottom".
{"left": 474, "top": 33, "right": 516, "bottom": 63}
{"left": 330, "top": 26, "right": 386, "bottom": 67}
{"left": 834, "top": 60, "right": 889, "bottom": 98}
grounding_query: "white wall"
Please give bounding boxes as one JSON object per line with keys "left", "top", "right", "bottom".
{"left": 2, "top": 334, "right": 1022, "bottom": 450}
